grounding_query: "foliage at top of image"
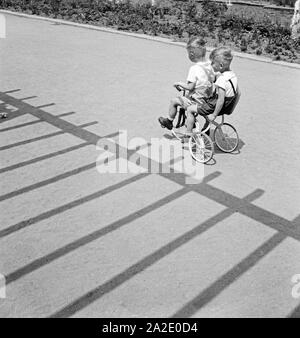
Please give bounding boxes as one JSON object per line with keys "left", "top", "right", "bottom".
{"left": 0, "top": 0, "right": 299, "bottom": 62}
{"left": 269, "top": 0, "right": 296, "bottom": 7}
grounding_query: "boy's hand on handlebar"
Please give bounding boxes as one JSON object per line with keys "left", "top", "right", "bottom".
{"left": 173, "top": 82, "right": 184, "bottom": 90}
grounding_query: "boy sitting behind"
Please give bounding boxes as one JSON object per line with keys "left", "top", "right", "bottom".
{"left": 158, "top": 36, "right": 215, "bottom": 131}
{"left": 185, "top": 47, "right": 241, "bottom": 135}
{"left": 209, "top": 47, "right": 241, "bottom": 121}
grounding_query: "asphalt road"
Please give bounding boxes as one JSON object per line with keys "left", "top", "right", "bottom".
{"left": 0, "top": 13, "right": 300, "bottom": 318}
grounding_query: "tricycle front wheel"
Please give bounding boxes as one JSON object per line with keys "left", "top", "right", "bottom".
{"left": 189, "top": 132, "right": 214, "bottom": 163}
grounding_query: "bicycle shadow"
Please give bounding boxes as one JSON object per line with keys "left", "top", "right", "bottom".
{"left": 214, "top": 137, "right": 246, "bottom": 155}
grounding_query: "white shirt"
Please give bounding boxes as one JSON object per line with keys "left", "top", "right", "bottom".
{"left": 186, "top": 61, "right": 215, "bottom": 99}
{"left": 215, "top": 71, "right": 238, "bottom": 98}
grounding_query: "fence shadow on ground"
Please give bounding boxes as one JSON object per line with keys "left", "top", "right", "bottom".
{"left": 0, "top": 89, "right": 299, "bottom": 318}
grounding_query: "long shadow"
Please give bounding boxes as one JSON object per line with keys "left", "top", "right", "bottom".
{"left": 0, "top": 91, "right": 102, "bottom": 144}
{"left": 0, "top": 129, "right": 120, "bottom": 174}
{"left": 0, "top": 172, "right": 151, "bottom": 239}
{"left": 35, "top": 103, "right": 56, "bottom": 109}
{"left": 19, "top": 96, "right": 38, "bottom": 101}
{"left": 3, "top": 89, "right": 21, "bottom": 94}
{"left": 0, "top": 161, "right": 98, "bottom": 202}
{"left": 0, "top": 122, "right": 98, "bottom": 151}
{"left": 0, "top": 112, "right": 76, "bottom": 133}
{"left": 0, "top": 141, "right": 151, "bottom": 203}
{"left": 49, "top": 188, "right": 263, "bottom": 318}
{"left": 0, "top": 118, "right": 42, "bottom": 132}
{"left": 172, "top": 232, "right": 286, "bottom": 317}
{"left": 0, "top": 142, "right": 90, "bottom": 174}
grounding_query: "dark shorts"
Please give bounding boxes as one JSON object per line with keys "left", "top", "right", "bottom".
{"left": 196, "top": 92, "right": 218, "bottom": 116}
{"left": 196, "top": 94, "right": 237, "bottom": 116}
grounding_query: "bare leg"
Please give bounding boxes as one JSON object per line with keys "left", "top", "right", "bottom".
{"left": 168, "top": 97, "right": 183, "bottom": 120}
{"left": 186, "top": 105, "right": 198, "bottom": 134}
{"left": 159, "top": 97, "right": 188, "bottom": 131}
{"left": 186, "top": 112, "right": 195, "bottom": 134}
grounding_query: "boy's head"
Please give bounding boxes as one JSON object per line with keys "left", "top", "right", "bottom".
{"left": 186, "top": 36, "right": 206, "bottom": 62}
{"left": 210, "top": 47, "right": 233, "bottom": 73}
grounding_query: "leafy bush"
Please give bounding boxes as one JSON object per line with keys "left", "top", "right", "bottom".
{"left": 0, "top": 0, "right": 299, "bottom": 62}
{"left": 269, "top": 0, "right": 295, "bottom": 7}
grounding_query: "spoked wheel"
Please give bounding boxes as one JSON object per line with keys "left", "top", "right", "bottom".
{"left": 214, "top": 123, "right": 239, "bottom": 153}
{"left": 189, "top": 132, "right": 214, "bottom": 163}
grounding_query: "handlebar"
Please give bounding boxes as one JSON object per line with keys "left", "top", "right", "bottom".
{"left": 174, "top": 84, "right": 183, "bottom": 92}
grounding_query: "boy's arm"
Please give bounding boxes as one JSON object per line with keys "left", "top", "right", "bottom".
{"left": 231, "top": 85, "right": 241, "bottom": 111}
{"left": 210, "top": 88, "right": 225, "bottom": 122}
{"left": 174, "top": 65, "right": 199, "bottom": 92}
{"left": 174, "top": 81, "right": 196, "bottom": 92}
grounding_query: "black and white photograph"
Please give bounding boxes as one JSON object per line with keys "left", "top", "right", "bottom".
{"left": 0, "top": 0, "right": 299, "bottom": 320}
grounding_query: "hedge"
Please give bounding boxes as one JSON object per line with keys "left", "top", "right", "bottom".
{"left": 0, "top": 0, "right": 299, "bottom": 62}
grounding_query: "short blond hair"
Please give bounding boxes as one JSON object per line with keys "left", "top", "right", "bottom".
{"left": 187, "top": 36, "right": 206, "bottom": 58}
{"left": 187, "top": 36, "right": 206, "bottom": 49}
{"left": 211, "top": 47, "right": 233, "bottom": 66}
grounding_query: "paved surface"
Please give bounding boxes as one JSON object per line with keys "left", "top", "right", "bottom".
{"left": 0, "top": 13, "right": 300, "bottom": 318}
